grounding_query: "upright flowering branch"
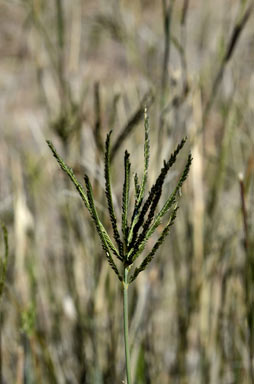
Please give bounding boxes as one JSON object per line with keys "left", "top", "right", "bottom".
{"left": 47, "top": 108, "right": 192, "bottom": 383}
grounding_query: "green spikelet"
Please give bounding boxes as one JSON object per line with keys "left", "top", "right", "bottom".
{"left": 129, "top": 206, "right": 178, "bottom": 283}
{"left": 84, "top": 174, "right": 122, "bottom": 281}
{"left": 122, "top": 150, "right": 131, "bottom": 250}
{"left": 47, "top": 140, "right": 120, "bottom": 261}
{"left": 46, "top": 140, "right": 91, "bottom": 211}
{"left": 128, "top": 153, "right": 192, "bottom": 264}
{"left": 127, "top": 137, "right": 187, "bottom": 255}
{"left": 134, "top": 173, "right": 140, "bottom": 200}
{"left": 104, "top": 131, "right": 124, "bottom": 258}
{"left": 131, "top": 136, "right": 187, "bottom": 240}
{"left": 137, "top": 106, "right": 150, "bottom": 205}
{"left": 153, "top": 153, "right": 192, "bottom": 221}
{"left": 127, "top": 108, "right": 151, "bottom": 247}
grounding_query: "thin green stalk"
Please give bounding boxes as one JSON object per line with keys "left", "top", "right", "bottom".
{"left": 123, "top": 267, "right": 131, "bottom": 384}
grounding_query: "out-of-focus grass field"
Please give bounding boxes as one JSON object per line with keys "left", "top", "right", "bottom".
{"left": 1, "top": 0, "right": 254, "bottom": 383}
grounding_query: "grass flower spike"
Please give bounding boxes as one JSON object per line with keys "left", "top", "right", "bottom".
{"left": 47, "top": 108, "right": 192, "bottom": 384}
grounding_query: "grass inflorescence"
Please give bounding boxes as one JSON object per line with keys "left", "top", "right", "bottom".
{"left": 47, "top": 107, "right": 192, "bottom": 383}
{"left": 47, "top": 108, "right": 191, "bottom": 284}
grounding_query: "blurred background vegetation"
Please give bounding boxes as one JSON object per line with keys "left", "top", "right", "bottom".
{"left": 1, "top": 0, "right": 254, "bottom": 383}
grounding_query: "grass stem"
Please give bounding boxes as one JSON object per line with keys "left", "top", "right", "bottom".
{"left": 123, "top": 268, "right": 131, "bottom": 384}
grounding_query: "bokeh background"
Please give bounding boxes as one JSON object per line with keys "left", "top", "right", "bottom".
{"left": 1, "top": 0, "right": 254, "bottom": 383}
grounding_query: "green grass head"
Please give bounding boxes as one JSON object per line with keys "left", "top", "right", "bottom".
{"left": 47, "top": 108, "right": 192, "bottom": 284}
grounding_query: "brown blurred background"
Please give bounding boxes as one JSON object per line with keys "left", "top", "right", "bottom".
{"left": 1, "top": 0, "right": 254, "bottom": 383}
